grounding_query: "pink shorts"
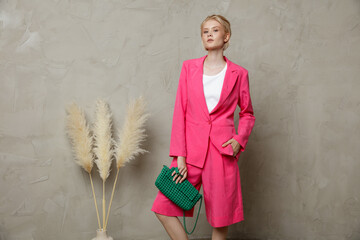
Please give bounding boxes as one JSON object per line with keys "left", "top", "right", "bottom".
{"left": 151, "top": 140, "right": 244, "bottom": 228}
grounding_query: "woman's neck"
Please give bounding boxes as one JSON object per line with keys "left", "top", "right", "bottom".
{"left": 204, "top": 51, "right": 226, "bottom": 68}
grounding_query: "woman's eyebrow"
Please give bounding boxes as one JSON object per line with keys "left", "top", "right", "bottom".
{"left": 203, "top": 26, "right": 220, "bottom": 30}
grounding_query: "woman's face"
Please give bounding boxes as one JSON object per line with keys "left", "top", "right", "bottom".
{"left": 201, "top": 19, "right": 229, "bottom": 51}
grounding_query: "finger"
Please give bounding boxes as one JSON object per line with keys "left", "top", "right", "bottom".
{"left": 173, "top": 173, "right": 179, "bottom": 181}
{"left": 176, "top": 175, "right": 181, "bottom": 184}
{"left": 222, "top": 139, "right": 232, "bottom": 147}
{"left": 233, "top": 147, "right": 239, "bottom": 157}
{"left": 174, "top": 174, "right": 182, "bottom": 183}
{"left": 179, "top": 172, "right": 186, "bottom": 183}
{"left": 180, "top": 172, "right": 188, "bottom": 183}
{"left": 180, "top": 168, "right": 187, "bottom": 176}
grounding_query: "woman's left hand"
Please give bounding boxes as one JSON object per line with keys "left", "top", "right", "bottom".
{"left": 222, "top": 138, "right": 241, "bottom": 157}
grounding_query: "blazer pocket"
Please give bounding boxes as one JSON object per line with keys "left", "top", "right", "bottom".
{"left": 210, "top": 126, "right": 235, "bottom": 157}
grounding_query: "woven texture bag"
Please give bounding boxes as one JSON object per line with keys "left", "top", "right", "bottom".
{"left": 155, "top": 165, "right": 202, "bottom": 234}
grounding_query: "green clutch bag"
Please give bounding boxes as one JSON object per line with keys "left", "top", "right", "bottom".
{"left": 155, "top": 165, "right": 203, "bottom": 235}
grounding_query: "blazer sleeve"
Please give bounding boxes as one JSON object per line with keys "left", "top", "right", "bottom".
{"left": 233, "top": 70, "right": 256, "bottom": 152}
{"left": 169, "top": 61, "right": 187, "bottom": 158}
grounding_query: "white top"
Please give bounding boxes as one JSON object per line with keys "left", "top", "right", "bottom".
{"left": 203, "top": 63, "right": 227, "bottom": 113}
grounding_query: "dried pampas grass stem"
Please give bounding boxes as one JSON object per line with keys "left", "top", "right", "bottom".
{"left": 65, "top": 103, "right": 101, "bottom": 230}
{"left": 93, "top": 99, "right": 114, "bottom": 229}
{"left": 105, "top": 96, "right": 149, "bottom": 229}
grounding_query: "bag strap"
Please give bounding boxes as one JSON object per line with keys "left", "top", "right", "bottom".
{"left": 172, "top": 166, "right": 202, "bottom": 234}
{"left": 182, "top": 195, "right": 202, "bottom": 235}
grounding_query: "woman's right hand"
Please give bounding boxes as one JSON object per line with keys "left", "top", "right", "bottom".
{"left": 172, "top": 156, "right": 187, "bottom": 184}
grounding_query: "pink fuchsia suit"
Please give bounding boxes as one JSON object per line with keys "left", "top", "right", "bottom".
{"left": 152, "top": 54, "right": 255, "bottom": 227}
{"left": 169, "top": 55, "right": 255, "bottom": 167}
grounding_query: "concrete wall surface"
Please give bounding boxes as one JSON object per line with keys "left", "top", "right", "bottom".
{"left": 0, "top": 0, "right": 359, "bottom": 239}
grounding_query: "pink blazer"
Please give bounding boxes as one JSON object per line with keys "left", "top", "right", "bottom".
{"left": 169, "top": 55, "right": 255, "bottom": 168}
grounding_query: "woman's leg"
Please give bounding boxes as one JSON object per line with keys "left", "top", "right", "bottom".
{"left": 212, "top": 226, "right": 228, "bottom": 240}
{"left": 201, "top": 140, "right": 244, "bottom": 227}
{"left": 152, "top": 158, "right": 202, "bottom": 239}
{"left": 155, "top": 213, "right": 188, "bottom": 240}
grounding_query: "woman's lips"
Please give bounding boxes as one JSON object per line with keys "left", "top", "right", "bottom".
{"left": 207, "top": 39, "right": 214, "bottom": 42}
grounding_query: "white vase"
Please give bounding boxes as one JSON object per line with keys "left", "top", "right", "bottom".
{"left": 92, "top": 229, "right": 113, "bottom": 240}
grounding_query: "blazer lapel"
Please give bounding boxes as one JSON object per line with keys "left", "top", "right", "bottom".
{"left": 192, "top": 55, "right": 238, "bottom": 117}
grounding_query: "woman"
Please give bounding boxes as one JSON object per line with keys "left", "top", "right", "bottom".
{"left": 151, "top": 14, "right": 256, "bottom": 240}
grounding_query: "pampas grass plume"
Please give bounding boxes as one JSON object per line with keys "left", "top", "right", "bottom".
{"left": 115, "top": 95, "right": 150, "bottom": 168}
{"left": 65, "top": 102, "right": 102, "bottom": 229}
{"left": 65, "top": 103, "right": 94, "bottom": 173}
{"left": 93, "top": 99, "right": 114, "bottom": 180}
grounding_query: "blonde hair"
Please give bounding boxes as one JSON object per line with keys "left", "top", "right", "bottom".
{"left": 200, "top": 14, "right": 231, "bottom": 51}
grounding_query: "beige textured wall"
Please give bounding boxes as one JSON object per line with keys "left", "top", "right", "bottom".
{"left": 0, "top": 0, "right": 359, "bottom": 239}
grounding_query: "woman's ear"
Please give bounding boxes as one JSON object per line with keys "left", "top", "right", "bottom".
{"left": 224, "top": 32, "right": 230, "bottom": 42}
